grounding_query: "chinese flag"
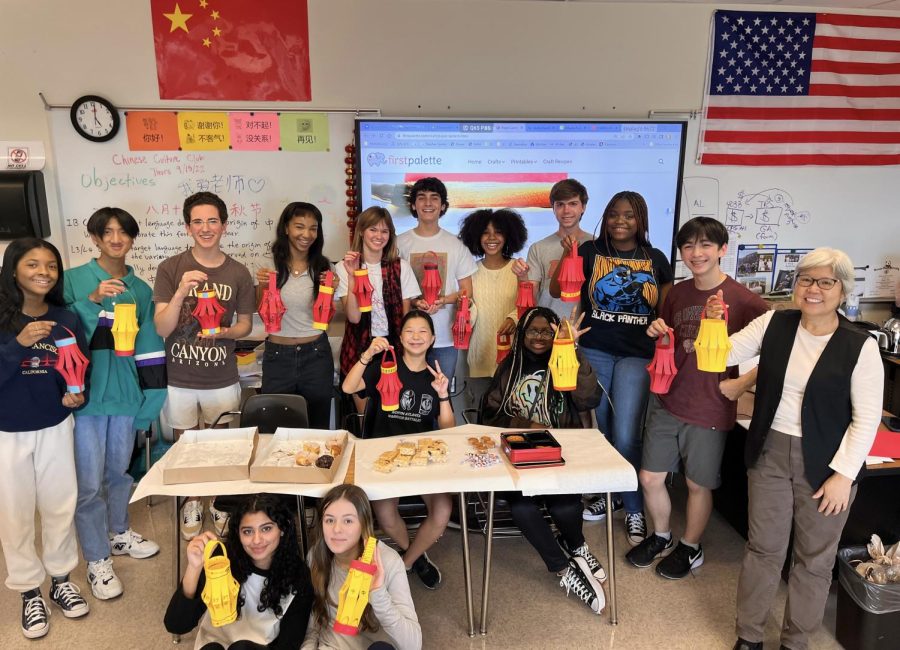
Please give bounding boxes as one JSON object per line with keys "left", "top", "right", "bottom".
{"left": 150, "top": 0, "right": 311, "bottom": 101}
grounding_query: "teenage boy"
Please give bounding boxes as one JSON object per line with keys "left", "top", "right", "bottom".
{"left": 153, "top": 192, "right": 255, "bottom": 540}
{"left": 64, "top": 207, "right": 167, "bottom": 600}
{"left": 524, "top": 179, "right": 594, "bottom": 321}
{"left": 626, "top": 217, "right": 768, "bottom": 579}
{"left": 397, "top": 177, "right": 476, "bottom": 386}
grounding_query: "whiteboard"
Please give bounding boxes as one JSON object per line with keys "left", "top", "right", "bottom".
{"left": 679, "top": 117, "right": 899, "bottom": 299}
{"left": 48, "top": 110, "right": 355, "bottom": 284}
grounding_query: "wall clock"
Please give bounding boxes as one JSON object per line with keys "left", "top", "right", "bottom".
{"left": 70, "top": 95, "right": 120, "bottom": 142}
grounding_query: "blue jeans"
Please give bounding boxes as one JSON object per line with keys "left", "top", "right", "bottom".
{"left": 427, "top": 346, "right": 458, "bottom": 390}
{"left": 73, "top": 415, "right": 136, "bottom": 562}
{"left": 261, "top": 334, "right": 335, "bottom": 430}
{"left": 580, "top": 347, "right": 650, "bottom": 513}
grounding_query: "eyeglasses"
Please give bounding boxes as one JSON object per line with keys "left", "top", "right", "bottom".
{"left": 795, "top": 275, "right": 839, "bottom": 290}
{"left": 524, "top": 328, "right": 554, "bottom": 340}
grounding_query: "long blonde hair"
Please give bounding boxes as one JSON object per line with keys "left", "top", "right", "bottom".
{"left": 308, "top": 485, "right": 379, "bottom": 632}
{"left": 351, "top": 207, "right": 399, "bottom": 262}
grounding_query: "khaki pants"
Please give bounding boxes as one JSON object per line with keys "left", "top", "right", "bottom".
{"left": 735, "top": 430, "right": 856, "bottom": 650}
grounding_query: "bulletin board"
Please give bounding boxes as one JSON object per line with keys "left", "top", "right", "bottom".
{"left": 678, "top": 117, "right": 899, "bottom": 299}
{"left": 47, "top": 109, "right": 358, "bottom": 285}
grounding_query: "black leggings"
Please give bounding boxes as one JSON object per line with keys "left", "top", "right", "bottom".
{"left": 200, "top": 642, "right": 266, "bottom": 650}
{"left": 504, "top": 492, "right": 585, "bottom": 573}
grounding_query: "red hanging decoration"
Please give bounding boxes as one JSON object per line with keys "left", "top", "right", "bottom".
{"left": 345, "top": 142, "right": 358, "bottom": 244}
{"left": 375, "top": 347, "right": 403, "bottom": 412}
{"left": 516, "top": 281, "right": 536, "bottom": 319}
{"left": 258, "top": 272, "right": 286, "bottom": 334}
{"left": 646, "top": 328, "right": 678, "bottom": 395}
{"left": 558, "top": 243, "right": 585, "bottom": 303}
{"left": 352, "top": 267, "right": 374, "bottom": 313}
{"left": 54, "top": 326, "right": 89, "bottom": 394}
{"left": 312, "top": 271, "right": 336, "bottom": 331}
{"left": 452, "top": 292, "right": 473, "bottom": 350}
{"left": 496, "top": 332, "right": 512, "bottom": 364}
{"left": 420, "top": 251, "right": 442, "bottom": 306}
{"left": 192, "top": 289, "right": 227, "bottom": 335}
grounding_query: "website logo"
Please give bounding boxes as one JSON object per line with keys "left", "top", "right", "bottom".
{"left": 367, "top": 152, "right": 386, "bottom": 167}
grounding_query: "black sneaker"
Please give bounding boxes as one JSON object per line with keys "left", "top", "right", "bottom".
{"left": 21, "top": 591, "right": 49, "bottom": 639}
{"left": 582, "top": 496, "right": 623, "bottom": 521}
{"left": 624, "top": 512, "right": 648, "bottom": 546}
{"left": 656, "top": 541, "right": 704, "bottom": 580}
{"left": 625, "top": 533, "right": 674, "bottom": 568}
{"left": 733, "top": 639, "right": 762, "bottom": 650}
{"left": 558, "top": 557, "right": 604, "bottom": 615}
{"left": 49, "top": 580, "right": 89, "bottom": 618}
{"left": 411, "top": 552, "right": 442, "bottom": 590}
{"left": 557, "top": 536, "right": 607, "bottom": 583}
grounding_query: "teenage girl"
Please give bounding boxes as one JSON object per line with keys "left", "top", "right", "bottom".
{"left": 0, "top": 238, "right": 91, "bottom": 639}
{"left": 256, "top": 202, "right": 337, "bottom": 429}
{"left": 341, "top": 310, "right": 453, "bottom": 590}
{"left": 551, "top": 190, "right": 673, "bottom": 545}
{"left": 164, "top": 493, "right": 314, "bottom": 649}
{"left": 303, "top": 484, "right": 421, "bottom": 650}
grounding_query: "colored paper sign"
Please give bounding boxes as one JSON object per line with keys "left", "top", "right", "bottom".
{"left": 279, "top": 113, "right": 329, "bottom": 152}
{"left": 126, "top": 111, "right": 180, "bottom": 151}
{"left": 229, "top": 112, "right": 280, "bottom": 151}
{"left": 177, "top": 112, "right": 230, "bottom": 150}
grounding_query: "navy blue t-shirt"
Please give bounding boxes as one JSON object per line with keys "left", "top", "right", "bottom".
{"left": 361, "top": 354, "right": 441, "bottom": 438}
{"left": 577, "top": 239, "right": 674, "bottom": 359}
{"left": 0, "top": 305, "right": 89, "bottom": 432}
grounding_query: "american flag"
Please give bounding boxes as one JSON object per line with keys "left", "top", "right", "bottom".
{"left": 699, "top": 10, "right": 900, "bottom": 165}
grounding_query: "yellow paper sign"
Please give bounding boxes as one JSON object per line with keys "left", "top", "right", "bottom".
{"left": 177, "top": 112, "right": 230, "bottom": 150}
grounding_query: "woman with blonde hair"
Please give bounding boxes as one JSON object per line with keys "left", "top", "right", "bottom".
{"left": 303, "top": 485, "right": 421, "bottom": 650}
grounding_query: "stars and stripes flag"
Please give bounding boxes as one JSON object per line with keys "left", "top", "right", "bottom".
{"left": 699, "top": 10, "right": 900, "bottom": 165}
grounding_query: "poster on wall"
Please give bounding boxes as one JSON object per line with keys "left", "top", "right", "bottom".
{"left": 736, "top": 244, "right": 776, "bottom": 295}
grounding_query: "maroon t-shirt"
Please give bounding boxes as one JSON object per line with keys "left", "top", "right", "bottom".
{"left": 657, "top": 276, "right": 768, "bottom": 431}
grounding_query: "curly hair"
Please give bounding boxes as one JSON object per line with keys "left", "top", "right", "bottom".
{"left": 308, "top": 485, "right": 380, "bottom": 633}
{"left": 0, "top": 238, "right": 65, "bottom": 334}
{"left": 224, "top": 494, "right": 311, "bottom": 618}
{"left": 457, "top": 208, "right": 528, "bottom": 258}
{"left": 270, "top": 202, "right": 331, "bottom": 297}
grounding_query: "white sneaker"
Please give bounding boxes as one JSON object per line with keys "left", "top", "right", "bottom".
{"left": 181, "top": 499, "right": 203, "bottom": 541}
{"left": 110, "top": 529, "right": 159, "bottom": 559}
{"left": 86, "top": 558, "right": 123, "bottom": 600}
{"left": 209, "top": 503, "right": 230, "bottom": 536}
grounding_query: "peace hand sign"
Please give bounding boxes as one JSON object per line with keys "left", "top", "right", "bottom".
{"left": 426, "top": 360, "right": 449, "bottom": 398}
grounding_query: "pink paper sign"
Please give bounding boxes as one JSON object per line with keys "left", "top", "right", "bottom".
{"left": 229, "top": 112, "right": 280, "bottom": 151}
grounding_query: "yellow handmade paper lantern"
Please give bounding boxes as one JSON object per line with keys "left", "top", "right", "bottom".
{"left": 694, "top": 305, "right": 732, "bottom": 373}
{"left": 333, "top": 536, "right": 378, "bottom": 636}
{"left": 111, "top": 302, "right": 139, "bottom": 357}
{"left": 200, "top": 540, "right": 240, "bottom": 628}
{"left": 548, "top": 320, "right": 579, "bottom": 391}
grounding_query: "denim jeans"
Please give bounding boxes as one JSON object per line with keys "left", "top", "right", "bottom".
{"left": 261, "top": 334, "right": 335, "bottom": 430}
{"left": 73, "top": 415, "right": 136, "bottom": 563}
{"left": 426, "top": 346, "right": 459, "bottom": 390}
{"left": 579, "top": 346, "right": 650, "bottom": 513}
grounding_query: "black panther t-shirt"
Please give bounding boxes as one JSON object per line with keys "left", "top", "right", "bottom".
{"left": 577, "top": 239, "right": 673, "bottom": 359}
{"left": 361, "top": 354, "right": 442, "bottom": 438}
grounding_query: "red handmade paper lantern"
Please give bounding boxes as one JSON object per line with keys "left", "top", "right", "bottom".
{"left": 496, "top": 332, "right": 512, "bottom": 364}
{"left": 54, "top": 326, "right": 89, "bottom": 394}
{"left": 516, "top": 281, "right": 536, "bottom": 319}
{"left": 352, "top": 268, "right": 374, "bottom": 313}
{"left": 558, "top": 244, "right": 585, "bottom": 303}
{"left": 312, "top": 271, "right": 336, "bottom": 331}
{"left": 258, "top": 272, "right": 286, "bottom": 334}
{"left": 376, "top": 347, "right": 403, "bottom": 412}
{"left": 193, "top": 289, "right": 227, "bottom": 335}
{"left": 421, "top": 252, "right": 442, "bottom": 306}
{"left": 646, "top": 328, "right": 678, "bottom": 395}
{"left": 452, "top": 292, "right": 473, "bottom": 350}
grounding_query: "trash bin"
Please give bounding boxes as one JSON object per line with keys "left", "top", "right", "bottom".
{"left": 836, "top": 545, "right": 900, "bottom": 650}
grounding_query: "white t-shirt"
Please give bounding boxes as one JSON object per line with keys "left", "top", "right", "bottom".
{"left": 336, "top": 259, "right": 419, "bottom": 337}
{"left": 526, "top": 231, "right": 593, "bottom": 322}
{"left": 397, "top": 228, "right": 477, "bottom": 348}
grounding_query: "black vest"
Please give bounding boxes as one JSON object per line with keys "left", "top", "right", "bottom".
{"left": 746, "top": 310, "right": 868, "bottom": 490}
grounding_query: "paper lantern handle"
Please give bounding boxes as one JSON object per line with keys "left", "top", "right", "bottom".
{"left": 656, "top": 327, "right": 675, "bottom": 350}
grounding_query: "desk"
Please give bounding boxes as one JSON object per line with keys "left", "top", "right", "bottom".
{"left": 133, "top": 425, "right": 637, "bottom": 639}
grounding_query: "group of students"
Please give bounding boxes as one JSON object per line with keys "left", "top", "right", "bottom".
{"left": 0, "top": 174, "right": 884, "bottom": 650}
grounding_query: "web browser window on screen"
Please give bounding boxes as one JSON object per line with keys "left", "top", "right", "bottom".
{"left": 356, "top": 119, "right": 687, "bottom": 260}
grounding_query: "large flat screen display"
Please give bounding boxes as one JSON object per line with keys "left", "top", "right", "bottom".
{"left": 355, "top": 119, "right": 687, "bottom": 261}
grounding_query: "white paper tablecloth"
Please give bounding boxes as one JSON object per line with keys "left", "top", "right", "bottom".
{"left": 129, "top": 434, "right": 356, "bottom": 502}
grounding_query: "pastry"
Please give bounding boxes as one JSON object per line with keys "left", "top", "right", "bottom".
{"left": 410, "top": 452, "right": 429, "bottom": 466}
{"left": 303, "top": 442, "right": 321, "bottom": 454}
{"left": 315, "top": 454, "right": 334, "bottom": 469}
{"left": 374, "top": 459, "right": 394, "bottom": 473}
{"left": 506, "top": 434, "right": 525, "bottom": 443}
{"left": 479, "top": 436, "right": 496, "bottom": 448}
{"left": 326, "top": 442, "right": 343, "bottom": 457}
{"left": 393, "top": 454, "right": 411, "bottom": 468}
{"left": 295, "top": 451, "right": 313, "bottom": 466}
{"left": 398, "top": 441, "right": 416, "bottom": 456}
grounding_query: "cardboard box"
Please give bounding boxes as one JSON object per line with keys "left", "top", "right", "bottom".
{"left": 250, "top": 429, "right": 349, "bottom": 484}
{"left": 162, "top": 427, "right": 257, "bottom": 485}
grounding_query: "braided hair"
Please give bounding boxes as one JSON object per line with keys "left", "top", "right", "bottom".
{"left": 595, "top": 190, "right": 653, "bottom": 257}
{"left": 498, "top": 306, "right": 565, "bottom": 427}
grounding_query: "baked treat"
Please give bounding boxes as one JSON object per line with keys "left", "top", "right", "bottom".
{"left": 295, "top": 451, "right": 313, "bottom": 466}
{"left": 303, "top": 442, "right": 321, "bottom": 455}
{"left": 479, "top": 436, "right": 496, "bottom": 448}
{"left": 374, "top": 458, "right": 394, "bottom": 473}
{"left": 394, "top": 454, "right": 411, "bottom": 468}
{"left": 398, "top": 441, "right": 416, "bottom": 456}
{"left": 506, "top": 434, "right": 525, "bottom": 443}
{"left": 326, "top": 442, "right": 343, "bottom": 457}
{"left": 315, "top": 454, "right": 334, "bottom": 469}
{"left": 410, "top": 452, "right": 429, "bottom": 466}
{"left": 467, "top": 437, "right": 480, "bottom": 446}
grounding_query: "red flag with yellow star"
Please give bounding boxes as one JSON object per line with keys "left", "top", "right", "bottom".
{"left": 150, "top": 0, "right": 310, "bottom": 101}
